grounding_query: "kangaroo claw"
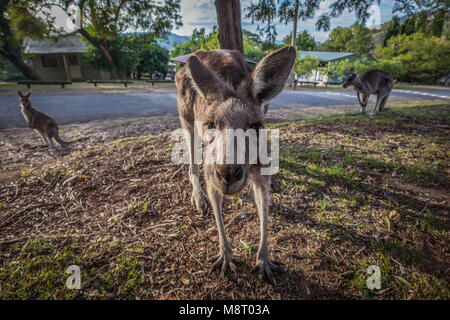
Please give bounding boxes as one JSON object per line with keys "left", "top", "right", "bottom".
{"left": 208, "top": 252, "right": 238, "bottom": 278}
{"left": 252, "top": 258, "right": 285, "bottom": 281}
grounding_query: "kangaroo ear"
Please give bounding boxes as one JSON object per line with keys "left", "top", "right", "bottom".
{"left": 248, "top": 46, "right": 296, "bottom": 104}
{"left": 26, "top": 90, "right": 32, "bottom": 98}
{"left": 18, "top": 90, "right": 24, "bottom": 97}
{"left": 185, "top": 55, "right": 233, "bottom": 102}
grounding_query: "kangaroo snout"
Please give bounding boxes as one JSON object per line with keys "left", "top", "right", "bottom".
{"left": 216, "top": 165, "right": 244, "bottom": 185}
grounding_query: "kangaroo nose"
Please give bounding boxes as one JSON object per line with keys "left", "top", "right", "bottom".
{"left": 216, "top": 166, "right": 244, "bottom": 185}
{"left": 234, "top": 167, "right": 243, "bottom": 181}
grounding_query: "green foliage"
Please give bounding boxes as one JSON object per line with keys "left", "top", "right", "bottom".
{"left": 7, "top": 2, "right": 51, "bottom": 40}
{"left": 283, "top": 30, "right": 317, "bottom": 51}
{"left": 170, "top": 28, "right": 220, "bottom": 58}
{"left": 136, "top": 43, "right": 169, "bottom": 78}
{"left": 294, "top": 55, "right": 320, "bottom": 78}
{"left": 327, "top": 31, "right": 449, "bottom": 84}
{"left": 375, "top": 32, "right": 450, "bottom": 83}
{"left": 65, "top": 0, "right": 182, "bottom": 41}
{"left": 383, "top": 16, "right": 401, "bottom": 46}
{"left": 431, "top": 9, "right": 447, "bottom": 37}
{"left": 319, "top": 23, "right": 372, "bottom": 56}
{"left": 400, "top": 15, "right": 417, "bottom": 35}
{"left": 170, "top": 28, "right": 267, "bottom": 62}
{"left": 83, "top": 35, "right": 168, "bottom": 79}
{"left": 243, "top": 37, "right": 265, "bottom": 61}
{"left": 384, "top": 10, "right": 448, "bottom": 44}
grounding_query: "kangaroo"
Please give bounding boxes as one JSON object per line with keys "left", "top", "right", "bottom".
{"left": 343, "top": 68, "right": 394, "bottom": 116}
{"left": 175, "top": 46, "right": 296, "bottom": 280}
{"left": 18, "top": 90, "right": 69, "bottom": 149}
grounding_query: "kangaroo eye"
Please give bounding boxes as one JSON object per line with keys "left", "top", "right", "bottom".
{"left": 207, "top": 123, "right": 215, "bottom": 129}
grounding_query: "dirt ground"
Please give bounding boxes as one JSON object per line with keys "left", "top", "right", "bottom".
{"left": 0, "top": 100, "right": 448, "bottom": 299}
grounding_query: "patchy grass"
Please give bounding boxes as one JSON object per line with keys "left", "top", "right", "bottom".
{"left": 0, "top": 100, "right": 449, "bottom": 300}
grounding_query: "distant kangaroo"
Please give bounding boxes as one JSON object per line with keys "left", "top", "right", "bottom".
{"left": 18, "top": 90, "right": 69, "bottom": 149}
{"left": 176, "top": 46, "right": 296, "bottom": 280}
{"left": 343, "top": 68, "right": 394, "bottom": 116}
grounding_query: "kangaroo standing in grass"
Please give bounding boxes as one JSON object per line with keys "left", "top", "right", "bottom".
{"left": 175, "top": 46, "right": 296, "bottom": 279}
{"left": 18, "top": 90, "right": 69, "bottom": 149}
{"left": 343, "top": 68, "right": 394, "bottom": 116}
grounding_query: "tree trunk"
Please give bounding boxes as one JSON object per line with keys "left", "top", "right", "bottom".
{"left": 215, "top": 0, "right": 243, "bottom": 53}
{"left": 0, "top": 47, "right": 41, "bottom": 80}
{"left": 290, "top": 0, "right": 299, "bottom": 89}
{"left": 78, "top": 28, "right": 118, "bottom": 78}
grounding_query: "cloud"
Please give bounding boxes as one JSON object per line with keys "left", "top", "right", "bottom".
{"left": 174, "top": 0, "right": 396, "bottom": 42}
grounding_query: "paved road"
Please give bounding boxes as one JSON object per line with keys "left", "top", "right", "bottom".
{"left": 0, "top": 89, "right": 449, "bottom": 128}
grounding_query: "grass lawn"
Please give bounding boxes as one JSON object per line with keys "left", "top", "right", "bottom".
{"left": 0, "top": 80, "right": 176, "bottom": 95}
{"left": 1, "top": 80, "right": 446, "bottom": 95}
{"left": 0, "top": 100, "right": 448, "bottom": 299}
{"left": 286, "top": 83, "right": 449, "bottom": 91}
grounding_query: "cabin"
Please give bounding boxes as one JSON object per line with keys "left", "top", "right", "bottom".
{"left": 23, "top": 36, "right": 111, "bottom": 81}
{"left": 296, "top": 51, "right": 361, "bottom": 84}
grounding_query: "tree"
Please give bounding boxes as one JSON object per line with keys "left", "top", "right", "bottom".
{"left": 384, "top": 16, "right": 401, "bottom": 45}
{"left": 430, "top": 8, "right": 447, "bottom": 37}
{"left": 215, "top": 0, "right": 243, "bottom": 52}
{"left": 243, "top": 38, "right": 266, "bottom": 61}
{"left": 283, "top": 30, "right": 317, "bottom": 51}
{"left": 319, "top": 23, "right": 372, "bottom": 56}
{"left": 170, "top": 27, "right": 266, "bottom": 62}
{"left": 47, "top": 0, "right": 182, "bottom": 77}
{"left": 375, "top": 32, "right": 450, "bottom": 83}
{"left": 137, "top": 43, "right": 169, "bottom": 79}
{"left": 400, "top": 15, "right": 416, "bottom": 35}
{"left": 170, "top": 28, "right": 220, "bottom": 58}
{"left": 294, "top": 55, "right": 320, "bottom": 78}
{"left": 0, "top": 0, "right": 50, "bottom": 79}
{"left": 215, "top": 0, "right": 448, "bottom": 63}
{"left": 415, "top": 11, "right": 428, "bottom": 34}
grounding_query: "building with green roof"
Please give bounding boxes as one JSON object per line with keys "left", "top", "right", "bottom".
{"left": 296, "top": 51, "right": 361, "bottom": 85}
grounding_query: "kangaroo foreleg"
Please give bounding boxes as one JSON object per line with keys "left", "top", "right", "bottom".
{"left": 206, "top": 178, "right": 237, "bottom": 277}
{"left": 182, "top": 121, "right": 208, "bottom": 215}
{"left": 251, "top": 173, "right": 283, "bottom": 280}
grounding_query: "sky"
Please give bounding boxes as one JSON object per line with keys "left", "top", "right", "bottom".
{"left": 47, "top": 0, "right": 397, "bottom": 43}
{"left": 177, "top": 0, "right": 397, "bottom": 42}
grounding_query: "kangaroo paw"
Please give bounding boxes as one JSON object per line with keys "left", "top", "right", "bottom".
{"left": 191, "top": 189, "right": 209, "bottom": 216}
{"left": 209, "top": 251, "right": 238, "bottom": 278}
{"left": 252, "top": 258, "right": 285, "bottom": 281}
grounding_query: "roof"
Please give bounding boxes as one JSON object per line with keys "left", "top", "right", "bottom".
{"left": 23, "top": 36, "right": 88, "bottom": 54}
{"left": 171, "top": 53, "right": 257, "bottom": 65}
{"left": 298, "top": 51, "right": 359, "bottom": 62}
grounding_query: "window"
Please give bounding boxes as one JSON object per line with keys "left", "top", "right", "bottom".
{"left": 41, "top": 55, "right": 58, "bottom": 68}
{"left": 67, "top": 55, "right": 79, "bottom": 66}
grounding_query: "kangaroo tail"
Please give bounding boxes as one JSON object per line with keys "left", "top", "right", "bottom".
{"left": 54, "top": 134, "right": 70, "bottom": 148}
{"left": 49, "top": 126, "right": 70, "bottom": 148}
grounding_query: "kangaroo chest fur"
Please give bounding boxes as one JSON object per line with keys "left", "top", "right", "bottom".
{"left": 20, "top": 105, "right": 37, "bottom": 129}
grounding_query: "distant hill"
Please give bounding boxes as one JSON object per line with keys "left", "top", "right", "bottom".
{"left": 158, "top": 33, "right": 190, "bottom": 51}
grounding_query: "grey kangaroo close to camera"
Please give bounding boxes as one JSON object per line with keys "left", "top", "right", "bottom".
{"left": 343, "top": 68, "right": 394, "bottom": 116}
{"left": 18, "top": 90, "right": 69, "bottom": 149}
{"left": 175, "top": 46, "right": 296, "bottom": 279}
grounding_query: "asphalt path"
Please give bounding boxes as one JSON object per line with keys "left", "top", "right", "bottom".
{"left": 0, "top": 89, "right": 449, "bottom": 128}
